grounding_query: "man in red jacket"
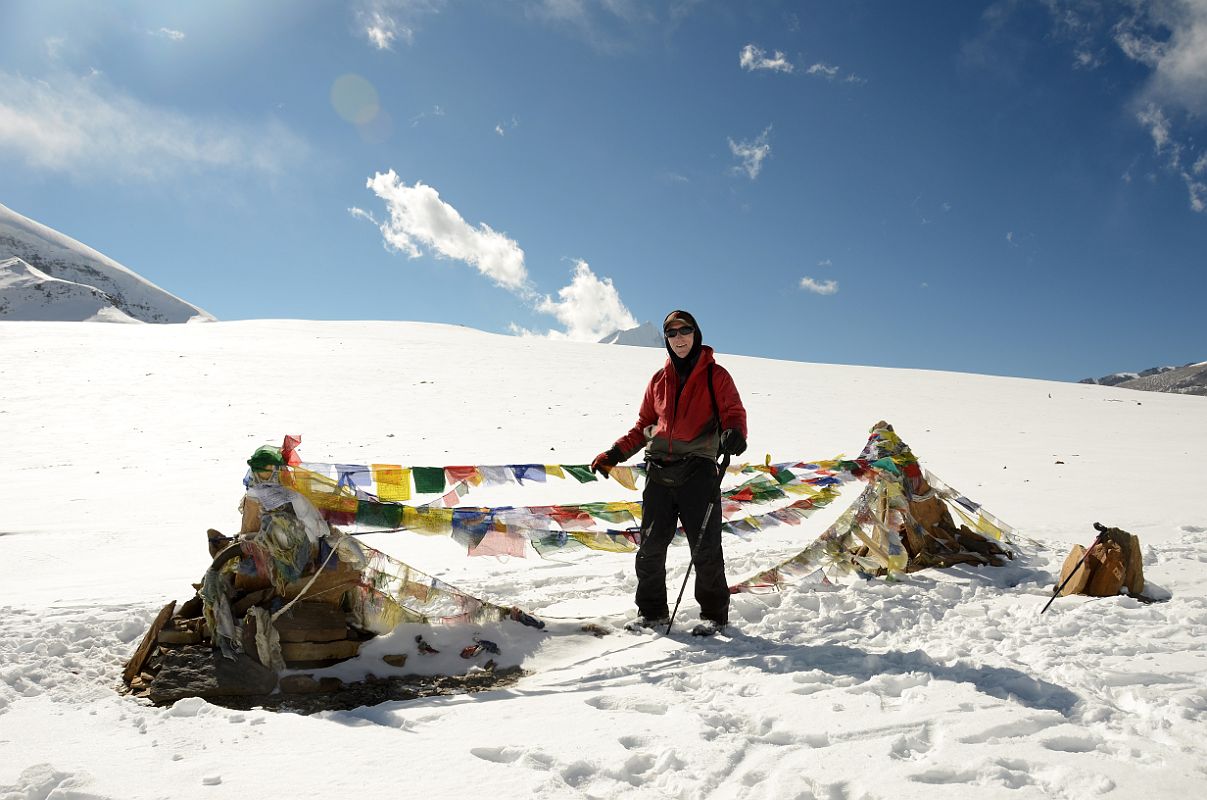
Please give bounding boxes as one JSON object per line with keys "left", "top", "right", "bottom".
{"left": 592, "top": 310, "right": 748, "bottom": 636}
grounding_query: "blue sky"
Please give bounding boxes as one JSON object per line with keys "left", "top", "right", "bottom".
{"left": 2, "top": 1, "right": 1205, "bottom": 381}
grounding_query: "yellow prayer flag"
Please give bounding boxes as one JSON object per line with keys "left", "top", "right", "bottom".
{"left": 372, "top": 464, "right": 411, "bottom": 502}
{"left": 609, "top": 465, "right": 639, "bottom": 490}
{"left": 403, "top": 507, "right": 454, "bottom": 535}
{"left": 975, "top": 512, "right": 1005, "bottom": 541}
{"left": 544, "top": 465, "right": 565, "bottom": 480}
{"left": 569, "top": 532, "right": 637, "bottom": 553}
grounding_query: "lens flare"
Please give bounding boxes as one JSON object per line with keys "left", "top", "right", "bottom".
{"left": 330, "top": 74, "right": 379, "bottom": 126}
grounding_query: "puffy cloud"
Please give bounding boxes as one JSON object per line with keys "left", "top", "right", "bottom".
{"left": 365, "top": 170, "right": 531, "bottom": 291}
{"left": 728, "top": 125, "right": 772, "bottom": 180}
{"left": 799, "top": 277, "right": 838, "bottom": 295}
{"left": 0, "top": 71, "right": 306, "bottom": 180}
{"left": 361, "top": 172, "right": 637, "bottom": 340}
{"left": 739, "top": 44, "right": 794, "bottom": 73}
{"left": 535, "top": 259, "right": 638, "bottom": 341}
{"left": 806, "top": 62, "right": 840, "bottom": 79}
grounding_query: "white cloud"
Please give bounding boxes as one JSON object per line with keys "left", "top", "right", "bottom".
{"left": 1114, "top": 1, "right": 1207, "bottom": 114}
{"left": 1105, "top": 1, "right": 1207, "bottom": 212}
{"left": 150, "top": 28, "right": 186, "bottom": 41}
{"left": 44, "top": 37, "right": 66, "bottom": 60}
{"left": 728, "top": 126, "right": 772, "bottom": 180}
{"left": 355, "top": 1, "right": 445, "bottom": 49}
{"left": 799, "top": 277, "right": 838, "bottom": 295}
{"left": 535, "top": 259, "right": 638, "bottom": 341}
{"left": 1184, "top": 173, "right": 1207, "bottom": 211}
{"left": 362, "top": 172, "right": 636, "bottom": 340}
{"left": 365, "top": 170, "right": 531, "bottom": 292}
{"left": 1073, "top": 48, "right": 1101, "bottom": 69}
{"left": 806, "top": 62, "right": 840, "bottom": 79}
{"left": 494, "top": 115, "right": 519, "bottom": 136}
{"left": 1138, "top": 103, "right": 1174, "bottom": 157}
{"left": 363, "top": 10, "right": 408, "bottom": 49}
{"left": 409, "top": 104, "right": 445, "bottom": 127}
{"left": 524, "top": 0, "right": 656, "bottom": 52}
{"left": 1006, "top": 231, "right": 1017, "bottom": 246}
{"left": 739, "top": 44, "right": 794, "bottom": 73}
{"left": 0, "top": 71, "right": 307, "bottom": 180}
{"left": 817, "top": 258, "right": 832, "bottom": 268}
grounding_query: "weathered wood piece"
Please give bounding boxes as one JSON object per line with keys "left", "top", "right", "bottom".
{"left": 281, "top": 639, "right": 360, "bottom": 665}
{"left": 272, "top": 602, "right": 350, "bottom": 643}
{"left": 158, "top": 628, "right": 203, "bottom": 645}
{"left": 122, "top": 601, "right": 175, "bottom": 686}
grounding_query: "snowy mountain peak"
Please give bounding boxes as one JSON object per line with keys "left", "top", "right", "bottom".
{"left": 598, "top": 321, "right": 664, "bottom": 347}
{"left": 0, "top": 201, "right": 212, "bottom": 323}
{"left": 0, "top": 257, "right": 138, "bottom": 322}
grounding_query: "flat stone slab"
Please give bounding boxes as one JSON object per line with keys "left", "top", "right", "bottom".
{"left": 147, "top": 646, "right": 278, "bottom": 705}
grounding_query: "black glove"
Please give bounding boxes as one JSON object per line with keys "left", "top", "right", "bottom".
{"left": 719, "top": 428, "right": 747, "bottom": 457}
{"left": 590, "top": 447, "right": 623, "bottom": 475}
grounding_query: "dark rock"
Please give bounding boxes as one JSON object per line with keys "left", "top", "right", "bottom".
{"left": 147, "top": 646, "right": 278, "bottom": 705}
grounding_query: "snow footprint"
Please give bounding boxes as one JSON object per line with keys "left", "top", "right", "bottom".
{"left": 586, "top": 695, "right": 669, "bottom": 715}
{"left": 957, "top": 712, "right": 1063, "bottom": 744}
{"left": 889, "top": 722, "right": 934, "bottom": 761}
{"left": 470, "top": 746, "right": 525, "bottom": 764}
{"left": 1042, "top": 733, "right": 1103, "bottom": 754}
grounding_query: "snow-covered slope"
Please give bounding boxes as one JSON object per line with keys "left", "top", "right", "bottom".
{"left": 0, "top": 257, "right": 138, "bottom": 322}
{"left": 1, "top": 320, "right": 1205, "bottom": 799}
{"left": 0, "top": 202, "right": 212, "bottom": 323}
{"left": 598, "top": 320, "right": 663, "bottom": 347}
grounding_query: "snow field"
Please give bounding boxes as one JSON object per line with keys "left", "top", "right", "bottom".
{"left": 1, "top": 320, "right": 1206, "bottom": 799}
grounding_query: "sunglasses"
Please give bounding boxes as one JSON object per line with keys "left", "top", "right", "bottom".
{"left": 664, "top": 325, "right": 695, "bottom": 339}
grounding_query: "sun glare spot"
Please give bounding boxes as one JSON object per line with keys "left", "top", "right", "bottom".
{"left": 330, "top": 74, "right": 380, "bottom": 126}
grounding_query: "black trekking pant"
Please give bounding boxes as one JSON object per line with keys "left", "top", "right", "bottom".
{"left": 635, "top": 461, "right": 729, "bottom": 624}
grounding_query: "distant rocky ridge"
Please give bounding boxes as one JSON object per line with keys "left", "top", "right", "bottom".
{"left": 598, "top": 321, "right": 663, "bottom": 348}
{"left": 0, "top": 201, "right": 212, "bottom": 323}
{"left": 1080, "top": 362, "right": 1207, "bottom": 397}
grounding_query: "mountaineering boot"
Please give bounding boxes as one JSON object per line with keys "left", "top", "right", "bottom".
{"left": 624, "top": 615, "right": 670, "bottom": 632}
{"left": 690, "top": 619, "right": 725, "bottom": 637}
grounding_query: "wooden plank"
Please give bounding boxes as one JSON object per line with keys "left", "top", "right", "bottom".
{"left": 122, "top": 601, "right": 176, "bottom": 685}
{"left": 158, "top": 628, "right": 203, "bottom": 646}
{"left": 280, "top": 639, "right": 360, "bottom": 664}
{"left": 272, "top": 602, "right": 350, "bottom": 643}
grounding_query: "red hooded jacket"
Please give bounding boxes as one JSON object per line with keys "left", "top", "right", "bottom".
{"left": 613, "top": 346, "right": 747, "bottom": 463}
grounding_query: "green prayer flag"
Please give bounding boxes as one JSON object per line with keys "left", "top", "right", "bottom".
{"left": 563, "top": 464, "right": 598, "bottom": 483}
{"left": 357, "top": 499, "right": 404, "bottom": 529}
{"left": 413, "top": 466, "right": 446, "bottom": 495}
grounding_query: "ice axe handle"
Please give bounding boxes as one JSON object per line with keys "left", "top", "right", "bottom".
{"left": 1040, "top": 523, "right": 1110, "bottom": 615}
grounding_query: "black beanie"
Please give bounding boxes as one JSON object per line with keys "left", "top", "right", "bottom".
{"left": 663, "top": 309, "right": 703, "bottom": 365}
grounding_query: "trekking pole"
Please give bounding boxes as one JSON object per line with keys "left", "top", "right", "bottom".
{"left": 1040, "top": 522, "right": 1110, "bottom": 615}
{"left": 667, "top": 454, "right": 730, "bottom": 635}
